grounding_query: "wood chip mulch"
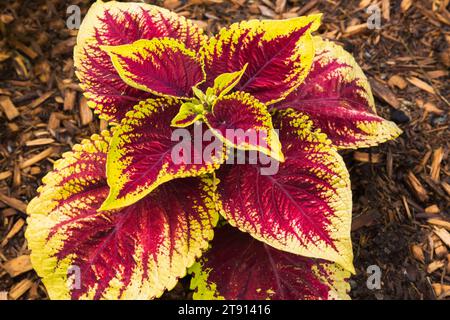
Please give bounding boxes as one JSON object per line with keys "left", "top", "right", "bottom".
{"left": 0, "top": 0, "right": 449, "bottom": 300}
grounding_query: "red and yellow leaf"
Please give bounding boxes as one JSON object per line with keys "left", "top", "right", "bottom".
{"left": 201, "top": 15, "right": 321, "bottom": 104}
{"left": 101, "top": 97, "right": 225, "bottom": 211}
{"left": 171, "top": 102, "right": 204, "bottom": 127}
{"left": 209, "top": 64, "right": 248, "bottom": 98}
{"left": 26, "top": 131, "right": 218, "bottom": 300}
{"left": 102, "top": 38, "right": 205, "bottom": 99}
{"left": 74, "top": 0, "right": 206, "bottom": 122}
{"left": 204, "top": 91, "right": 284, "bottom": 162}
{"left": 273, "top": 37, "right": 402, "bottom": 149}
{"left": 216, "top": 110, "right": 354, "bottom": 272}
{"left": 190, "top": 225, "right": 351, "bottom": 300}
{"left": 170, "top": 65, "right": 248, "bottom": 128}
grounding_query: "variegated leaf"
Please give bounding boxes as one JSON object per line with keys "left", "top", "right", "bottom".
{"left": 26, "top": 132, "right": 218, "bottom": 300}
{"left": 102, "top": 38, "right": 205, "bottom": 99}
{"left": 102, "top": 97, "right": 225, "bottom": 211}
{"left": 190, "top": 225, "right": 351, "bottom": 300}
{"left": 74, "top": 0, "right": 206, "bottom": 122}
{"left": 171, "top": 102, "right": 204, "bottom": 127}
{"left": 209, "top": 64, "right": 248, "bottom": 98}
{"left": 204, "top": 91, "right": 284, "bottom": 162}
{"left": 273, "top": 37, "right": 402, "bottom": 149}
{"left": 201, "top": 15, "right": 321, "bottom": 104}
{"left": 216, "top": 110, "right": 354, "bottom": 272}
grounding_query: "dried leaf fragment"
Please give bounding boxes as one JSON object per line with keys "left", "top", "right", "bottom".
{"left": 388, "top": 75, "right": 407, "bottom": 90}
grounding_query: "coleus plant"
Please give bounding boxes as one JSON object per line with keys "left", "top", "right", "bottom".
{"left": 25, "top": 0, "right": 401, "bottom": 300}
